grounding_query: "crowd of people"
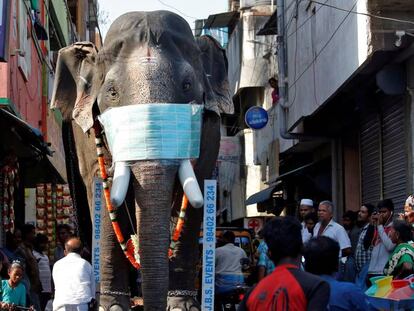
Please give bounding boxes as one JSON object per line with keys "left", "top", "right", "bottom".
{"left": 2, "top": 196, "right": 414, "bottom": 310}
{"left": 233, "top": 197, "right": 414, "bottom": 310}
{"left": 0, "top": 225, "right": 95, "bottom": 311}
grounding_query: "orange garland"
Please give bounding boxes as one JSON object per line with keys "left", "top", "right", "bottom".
{"left": 94, "top": 123, "right": 189, "bottom": 269}
{"left": 168, "top": 195, "right": 189, "bottom": 257}
{"left": 94, "top": 125, "right": 141, "bottom": 269}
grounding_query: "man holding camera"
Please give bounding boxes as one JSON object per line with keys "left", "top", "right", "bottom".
{"left": 367, "top": 199, "right": 396, "bottom": 279}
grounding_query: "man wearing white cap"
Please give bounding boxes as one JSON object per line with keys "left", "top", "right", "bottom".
{"left": 299, "top": 199, "right": 314, "bottom": 243}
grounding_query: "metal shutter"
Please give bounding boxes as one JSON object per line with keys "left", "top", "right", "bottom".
{"left": 360, "top": 112, "right": 381, "bottom": 205}
{"left": 381, "top": 96, "right": 407, "bottom": 212}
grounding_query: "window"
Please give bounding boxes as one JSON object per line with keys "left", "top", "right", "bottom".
{"left": 17, "top": 0, "right": 31, "bottom": 80}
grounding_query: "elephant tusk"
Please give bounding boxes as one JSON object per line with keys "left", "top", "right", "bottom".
{"left": 111, "top": 161, "right": 131, "bottom": 208}
{"left": 178, "top": 159, "right": 203, "bottom": 208}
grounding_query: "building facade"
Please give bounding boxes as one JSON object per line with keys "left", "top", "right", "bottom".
{"left": 0, "top": 0, "right": 99, "bottom": 242}
{"left": 258, "top": 0, "right": 414, "bottom": 218}
{"left": 204, "top": 0, "right": 278, "bottom": 230}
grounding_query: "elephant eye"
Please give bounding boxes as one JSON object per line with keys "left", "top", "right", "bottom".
{"left": 183, "top": 81, "right": 192, "bottom": 91}
{"left": 108, "top": 86, "right": 118, "bottom": 98}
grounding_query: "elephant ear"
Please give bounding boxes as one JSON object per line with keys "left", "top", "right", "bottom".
{"left": 197, "top": 35, "right": 234, "bottom": 115}
{"left": 51, "top": 42, "right": 101, "bottom": 132}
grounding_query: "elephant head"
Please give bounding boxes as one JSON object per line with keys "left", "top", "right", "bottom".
{"left": 51, "top": 11, "right": 232, "bottom": 311}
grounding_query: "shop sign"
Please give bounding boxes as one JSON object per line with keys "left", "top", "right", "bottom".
{"left": 0, "top": 0, "right": 10, "bottom": 62}
{"left": 201, "top": 180, "right": 217, "bottom": 311}
{"left": 218, "top": 136, "right": 241, "bottom": 163}
{"left": 245, "top": 106, "right": 268, "bottom": 130}
{"left": 92, "top": 178, "right": 104, "bottom": 286}
{"left": 244, "top": 217, "right": 264, "bottom": 235}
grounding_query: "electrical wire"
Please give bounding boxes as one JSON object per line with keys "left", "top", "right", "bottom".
{"left": 311, "top": 0, "right": 414, "bottom": 26}
{"left": 284, "top": 0, "right": 305, "bottom": 108}
{"left": 286, "top": 5, "right": 299, "bottom": 108}
{"left": 287, "top": 0, "right": 330, "bottom": 39}
{"left": 284, "top": 0, "right": 414, "bottom": 102}
{"left": 157, "top": 0, "right": 199, "bottom": 20}
{"left": 288, "top": 0, "right": 359, "bottom": 91}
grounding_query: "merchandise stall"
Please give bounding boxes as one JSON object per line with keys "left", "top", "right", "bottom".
{"left": 35, "top": 183, "right": 75, "bottom": 259}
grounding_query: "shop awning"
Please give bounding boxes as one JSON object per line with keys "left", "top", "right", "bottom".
{"left": 0, "top": 108, "right": 52, "bottom": 157}
{"left": 0, "top": 108, "right": 66, "bottom": 185}
{"left": 204, "top": 11, "right": 239, "bottom": 30}
{"left": 246, "top": 162, "right": 316, "bottom": 206}
{"left": 245, "top": 183, "right": 281, "bottom": 205}
{"left": 276, "top": 162, "right": 315, "bottom": 180}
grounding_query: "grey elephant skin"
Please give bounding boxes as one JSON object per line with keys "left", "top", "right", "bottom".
{"left": 50, "top": 10, "right": 232, "bottom": 311}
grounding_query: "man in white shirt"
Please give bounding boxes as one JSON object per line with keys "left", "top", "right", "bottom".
{"left": 215, "top": 231, "right": 248, "bottom": 294}
{"left": 52, "top": 237, "right": 95, "bottom": 311}
{"left": 299, "top": 199, "right": 314, "bottom": 243}
{"left": 313, "top": 201, "right": 352, "bottom": 257}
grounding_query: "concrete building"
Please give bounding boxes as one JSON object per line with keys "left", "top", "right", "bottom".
{"left": 0, "top": 0, "right": 99, "bottom": 239}
{"left": 204, "top": 0, "right": 278, "bottom": 231}
{"left": 256, "top": 0, "right": 414, "bottom": 217}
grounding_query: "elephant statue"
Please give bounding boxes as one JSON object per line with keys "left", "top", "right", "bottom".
{"left": 50, "top": 10, "right": 232, "bottom": 311}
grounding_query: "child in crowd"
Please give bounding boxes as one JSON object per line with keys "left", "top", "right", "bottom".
{"left": 1, "top": 260, "right": 27, "bottom": 309}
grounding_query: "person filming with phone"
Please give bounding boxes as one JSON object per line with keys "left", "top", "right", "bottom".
{"left": 367, "top": 199, "right": 396, "bottom": 281}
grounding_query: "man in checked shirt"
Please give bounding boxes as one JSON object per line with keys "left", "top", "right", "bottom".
{"left": 354, "top": 204, "right": 375, "bottom": 281}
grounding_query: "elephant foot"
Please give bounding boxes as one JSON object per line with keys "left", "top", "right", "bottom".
{"left": 167, "top": 292, "right": 200, "bottom": 311}
{"left": 98, "top": 291, "right": 131, "bottom": 311}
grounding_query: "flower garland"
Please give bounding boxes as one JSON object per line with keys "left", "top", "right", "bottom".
{"left": 93, "top": 123, "right": 188, "bottom": 269}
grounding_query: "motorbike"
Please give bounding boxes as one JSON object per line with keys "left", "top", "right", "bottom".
{"left": 215, "top": 258, "right": 251, "bottom": 310}
{"left": 215, "top": 285, "right": 249, "bottom": 311}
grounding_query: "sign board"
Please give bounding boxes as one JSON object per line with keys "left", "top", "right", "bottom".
{"left": 245, "top": 106, "right": 268, "bottom": 130}
{"left": 218, "top": 136, "right": 241, "bottom": 163}
{"left": 92, "top": 178, "right": 104, "bottom": 286}
{"left": 201, "top": 180, "right": 217, "bottom": 311}
{"left": 244, "top": 217, "right": 264, "bottom": 235}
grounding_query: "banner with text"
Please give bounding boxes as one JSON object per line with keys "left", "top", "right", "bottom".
{"left": 92, "top": 178, "right": 104, "bottom": 286}
{"left": 201, "top": 180, "right": 217, "bottom": 311}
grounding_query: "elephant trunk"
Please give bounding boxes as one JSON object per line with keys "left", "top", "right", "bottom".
{"left": 130, "top": 161, "right": 179, "bottom": 311}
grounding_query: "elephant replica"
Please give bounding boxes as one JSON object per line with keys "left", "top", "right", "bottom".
{"left": 51, "top": 10, "right": 232, "bottom": 311}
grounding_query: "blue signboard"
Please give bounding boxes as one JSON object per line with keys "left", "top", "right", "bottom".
{"left": 0, "top": 0, "right": 10, "bottom": 62}
{"left": 245, "top": 106, "right": 269, "bottom": 130}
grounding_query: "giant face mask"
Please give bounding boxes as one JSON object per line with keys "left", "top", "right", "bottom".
{"left": 98, "top": 103, "right": 204, "bottom": 208}
{"left": 98, "top": 103, "right": 203, "bottom": 162}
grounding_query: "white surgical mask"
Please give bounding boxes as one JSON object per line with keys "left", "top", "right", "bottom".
{"left": 98, "top": 103, "right": 203, "bottom": 162}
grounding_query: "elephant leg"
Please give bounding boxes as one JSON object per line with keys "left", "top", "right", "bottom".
{"left": 167, "top": 296, "right": 200, "bottom": 311}
{"left": 99, "top": 197, "right": 131, "bottom": 311}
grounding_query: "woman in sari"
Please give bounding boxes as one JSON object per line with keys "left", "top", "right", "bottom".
{"left": 384, "top": 220, "right": 414, "bottom": 279}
